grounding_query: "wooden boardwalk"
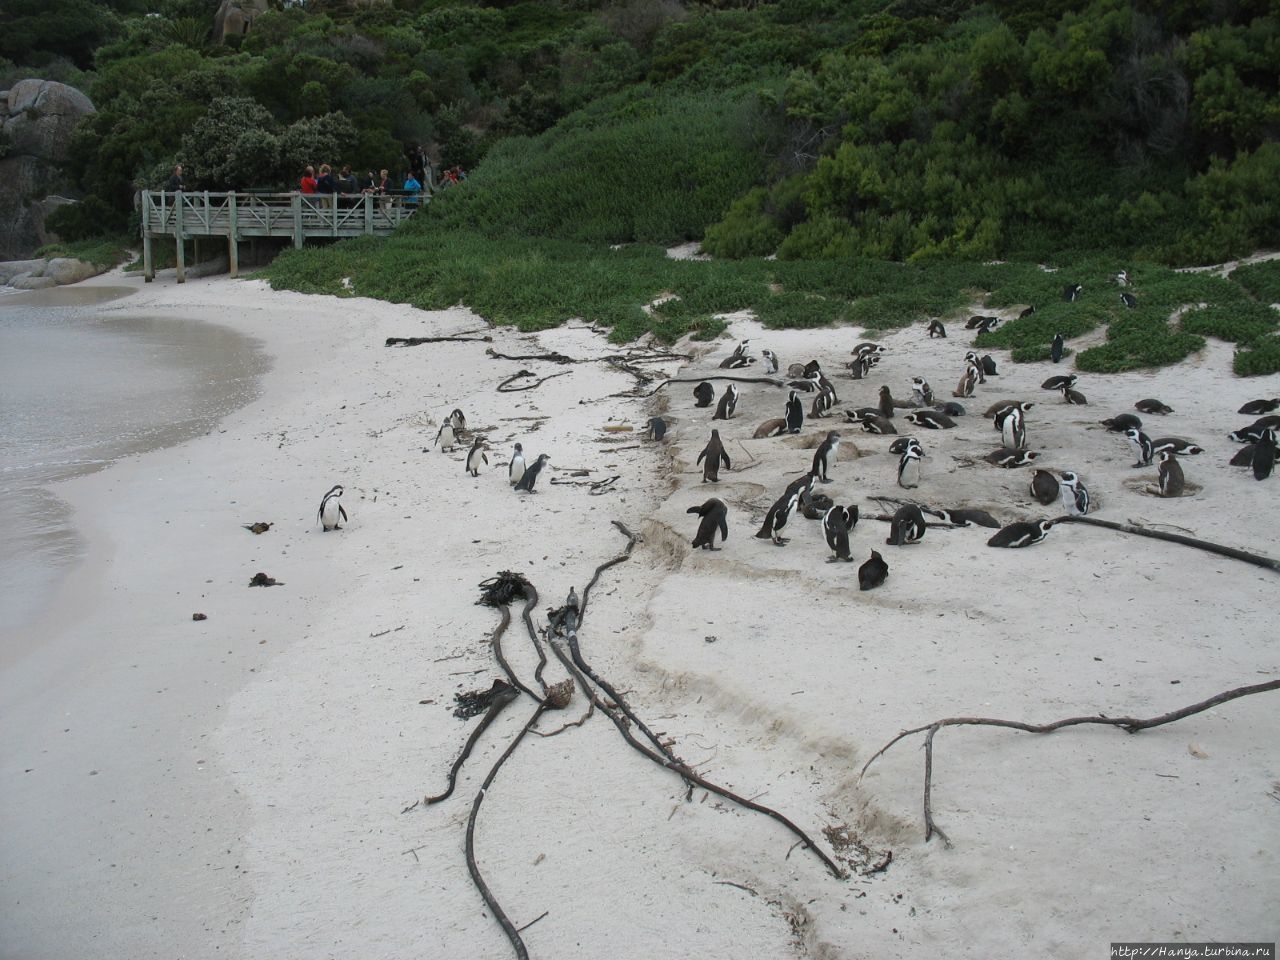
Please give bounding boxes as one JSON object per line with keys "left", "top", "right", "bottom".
{"left": 140, "top": 190, "right": 420, "bottom": 282}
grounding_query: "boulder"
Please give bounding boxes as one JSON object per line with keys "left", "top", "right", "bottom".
{"left": 10, "top": 274, "right": 58, "bottom": 290}
{"left": 0, "top": 258, "right": 47, "bottom": 283}
{"left": 213, "top": 0, "right": 270, "bottom": 43}
{"left": 43, "top": 258, "right": 99, "bottom": 285}
{"left": 0, "top": 80, "right": 96, "bottom": 261}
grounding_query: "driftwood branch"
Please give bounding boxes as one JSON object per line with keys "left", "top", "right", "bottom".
{"left": 1054, "top": 515, "right": 1280, "bottom": 572}
{"left": 386, "top": 335, "right": 493, "bottom": 347}
{"left": 861, "top": 679, "right": 1280, "bottom": 845}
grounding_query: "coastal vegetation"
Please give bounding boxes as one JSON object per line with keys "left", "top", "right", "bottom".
{"left": 3, "top": 0, "right": 1277, "bottom": 371}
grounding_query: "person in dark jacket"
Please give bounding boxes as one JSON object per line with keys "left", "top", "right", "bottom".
{"left": 316, "top": 164, "right": 336, "bottom": 194}
{"left": 165, "top": 164, "right": 185, "bottom": 192}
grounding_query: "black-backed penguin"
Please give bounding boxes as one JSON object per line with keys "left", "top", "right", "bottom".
{"left": 514, "top": 453, "right": 549, "bottom": 492}
{"left": 693, "top": 381, "right": 715, "bottom": 408}
{"left": 1124, "top": 427, "right": 1154, "bottom": 467}
{"left": 927, "top": 318, "right": 946, "bottom": 338}
{"left": 719, "top": 339, "right": 752, "bottom": 368}
{"left": 1042, "top": 374, "right": 1077, "bottom": 391}
{"left": 980, "top": 355, "right": 998, "bottom": 377}
{"left": 896, "top": 445, "right": 922, "bottom": 489}
{"left": 985, "top": 448, "right": 1039, "bottom": 467}
{"left": 1120, "top": 292, "right": 1137, "bottom": 308}
{"left": 755, "top": 488, "right": 803, "bottom": 546}
{"left": 800, "top": 488, "right": 835, "bottom": 519}
{"left": 909, "top": 376, "right": 934, "bottom": 407}
{"left": 1062, "top": 385, "right": 1088, "bottom": 405}
{"left": 1062, "top": 283, "right": 1083, "bottom": 301}
{"left": 434, "top": 420, "right": 458, "bottom": 452}
{"left": 810, "top": 385, "right": 836, "bottom": 419}
{"left": 926, "top": 507, "right": 1000, "bottom": 528}
{"left": 713, "top": 384, "right": 738, "bottom": 421}
{"left": 853, "top": 342, "right": 886, "bottom": 360}
{"left": 788, "top": 372, "right": 822, "bottom": 393}
{"left": 1101, "top": 414, "right": 1143, "bottom": 433}
{"left": 1000, "top": 405, "right": 1026, "bottom": 450}
{"left": 878, "top": 385, "right": 897, "bottom": 420}
{"left": 1059, "top": 471, "right": 1090, "bottom": 515}
{"left": 697, "top": 429, "right": 731, "bottom": 483}
{"left": 1150, "top": 437, "right": 1203, "bottom": 457}
{"left": 761, "top": 349, "right": 779, "bottom": 375}
{"left": 822, "top": 506, "right": 854, "bottom": 562}
{"left": 1238, "top": 398, "right": 1280, "bottom": 415}
{"left": 318, "top": 484, "right": 348, "bottom": 531}
{"left": 1157, "top": 451, "right": 1185, "bottom": 497}
{"left": 1136, "top": 399, "right": 1173, "bottom": 415}
{"left": 964, "top": 352, "right": 986, "bottom": 384}
{"left": 889, "top": 436, "right": 923, "bottom": 456}
{"left": 858, "top": 550, "right": 888, "bottom": 590}
{"left": 509, "top": 443, "right": 526, "bottom": 486}
{"left": 905, "top": 410, "right": 955, "bottom": 430}
{"left": 449, "top": 409, "right": 467, "bottom": 432}
{"left": 465, "top": 438, "right": 489, "bottom": 477}
{"left": 812, "top": 431, "right": 840, "bottom": 483}
{"left": 647, "top": 417, "right": 667, "bottom": 441}
{"left": 1253, "top": 428, "right": 1277, "bottom": 481}
{"left": 1029, "top": 468, "right": 1060, "bottom": 505}
{"left": 988, "top": 519, "right": 1054, "bottom": 548}
{"left": 784, "top": 390, "right": 804, "bottom": 434}
{"left": 859, "top": 415, "right": 897, "bottom": 435}
{"left": 1050, "top": 333, "right": 1065, "bottom": 363}
{"left": 886, "top": 504, "right": 926, "bottom": 546}
{"left": 1018, "top": 305, "right": 1036, "bottom": 319}
{"left": 688, "top": 498, "right": 729, "bottom": 550}
{"left": 988, "top": 400, "right": 1034, "bottom": 421}
{"left": 953, "top": 364, "right": 978, "bottom": 398}
{"left": 936, "top": 401, "right": 966, "bottom": 417}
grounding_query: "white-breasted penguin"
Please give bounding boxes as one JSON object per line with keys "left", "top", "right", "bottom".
{"left": 755, "top": 488, "right": 802, "bottom": 546}
{"left": 910, "top": 376, "right": 934, "bottom": 407}
{"left": 465, "top": 438, "right": 489, "bottom": 477}
{"left": 1157, "top": 451, "right": 1185, "bottom": 497}
{"left": 697, "top": 429, "right": 731, "bottom": 483}
{"left": 886, "top": 504, "right": 926, "bottom": 546}
{"left": 784, "top": 390, "right": 804, "bottom": 434}
{"left": 688, "top": 498, "right": 729, "bottom": 550}
{"left": 1000, "top": 405, "right": 1026, "bottom": 450}
{"left": 449, "top": 409, "right": 467, "bottom": 432}
{"left": 318, "top": 484, "right": 348, "bottom": 531}
{"left": 514, "top": 453, "right": 549, "bottom": 492}
{"left": 713, "top": 384, "right": 738, "bottom": 421}
{"left": 434, "top": 420, "right": 457, "bottom": 452}
{"left": 1125, "top": 427, "right": 1154, "bottom": 467}
{"left": 927, "top": 318, "right": 946, "bottom": 338}
{"left": 1059, "top": 471, "right": 1090, "bottom": 515}
{"left": 509, "top": 443, "right": 526, "bottom": 486}
{"left": 761, "top": 349, "right": 779, "bottom": 375}
{"left": 897, "top": 445, "right": 922, "bottom": 489}
{"left": 812, "top": 430, "right": 840, "bottom": 483}
{"left": 822, "top": 505, "right": 854, "bottom": 562}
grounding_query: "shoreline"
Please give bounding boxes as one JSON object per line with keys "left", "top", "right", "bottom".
{"left": 1, "top": 270, "right": 1276, "bottom": 959}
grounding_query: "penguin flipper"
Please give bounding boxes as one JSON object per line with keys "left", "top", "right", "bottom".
{"left": 721, "top": 451, "right": 731, "bottom": 470}
{"left": 718, "top": 515, "right": 728, "bottom": 542}
{"left": 339, "top": 505, "right": 348, "bottom": 522}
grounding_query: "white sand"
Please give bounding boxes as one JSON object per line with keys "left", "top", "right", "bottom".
{"left": 2, "top": 267, "right": 1277, "bottom": 960}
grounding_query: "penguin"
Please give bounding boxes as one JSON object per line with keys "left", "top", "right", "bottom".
{"left": 886, "top": 504, "right": 926, "bottom": 546}
{"left": 688, "top": 498, "right": 729, "bottom": 550}
{"left": 1124, "top": 427, "right": 1154, "bottom": 467}
{"left": 889, "top": 436, "right": 923, "bottom": 456}
{"left": 318, "top": 484, "right": 348, "bottom": 531}
{"left": 935, "top": 401, "right": 966, "bottom": 417}
{"left": 800, "top": 488, "right": 835, "bottom": 519}
{"left": 979, "top": 316, "right": 1002, "bottom": 334}
{"left": 753, "top": 418, "right": 787, "bottom": 438}
{"left": 987, "top": 519, "right": 1054, "bottom": 548}
{"left": 817, "top": 372, "right": 840, "bottom": 405}
{"left": 985, "top": 448, "right": 1040, "bottom": 467}
{"left": 1059, "top": 471, "right": 1090, "bottom": 515}
{"left": 853, "top": 342, "right": 886, "bottom": 359}
{"left": 647, "top": 417, "right": 667, "bottom": 441}
{"left": 1061, "top": 385, "right": 1088, "bottom": 405}
{"left": 713, "top": 384, "right": 738, "bottom": 421}
{"left": 1229, "top": 425, "right": 1272, "bottom": 444}
{"left": 784, "top": 390, "right": 804, "bottom": 434}
{"left": 693, "top": 381, "right": 715, "bottom": 408}
{"left": 878, "top": 385, "right": 897, "bottom": 420}
{"left": 822, "top": 506, "right": 854, "bottom": 562}
{"left": 953, "top": 364, "right": 978, "bottom": 398}
{"left": 1101, "top": 414, "right": 1143, "bottom": 433}
{"left": 1150, "top": 438, "right": 1204, "bottom": 457}
{"left": 434, "top": 420, "right": 457, "bottom": 452}
{"left": 1157, "top": 451, "right": 1185, "bottom": 497}
{"left": 1050, "top": 333, "right": 1064, "bottom": 363}
{"left": 927, "top": 318, "right": 946, "bottom": 338}
{"left": 697, "top": 429, "right": 731, "bottom": 483}
{"left": 965, "top": 315, "right": 998, "bottom": 330}
{"left": 904, "top": 410, "right": 956, "bottom": 430}
{"left": 1116, "top": 270, "right": 1130, "bottom": 286}
{"left": 1042, "top": 374, "right": 1077, "bottom": 391}
{"left": 1248, "top": 414, "right": 1280, "bottom": 430}
{"left": 1029, "top": 468, "right": 1060, "bottom": 506}
{"left": 803, "top": 359, "right": 823, "bottom": 377}
{"left": 1062, "top": 283, "right": 1083, "bottom": 301}
{"left": 514, "top": 453, "right": 549, "bottom": 493}
{"left": 926, "top": 507, "right": 1000, "bottom": 529}
{"left": 987, "top": 400, "right": 1034, "bottom": 421}
{"left": 981, "top": 355, "right": 998, "bottom": 377}
{"left": 810, "top": 385, "right": 835, "bottom": 419}
{"left": 761, "top": 349, "right": 780, "bottom": 375}
{"left": 858, "top": 550, "right": 889, "bottom": 590}
{"left": 449, "top": 409, "right": 467, "bottom": 432}
{"left": 1229, "top": 444, "right": 1263, "bottom": 467}
{"left": 1000, "top": 405, "right": 1026, "bottom": 450}
{"left": 1136, "top": 399, "right": 1174, "bottom": 415}
{"left": 788, "top": 373, "right": 822, "bottom": 393}
{"left": 909, "top": 376, "right": 934, "bottom": 407}
{"left": 964, "top": 352, "right": 987, "bottom": 384}
{"left": 719, "top": 339, "right": 752, "bottom": 368}
{"left": 755, "top": 488, "right": 802, "bottom": 546}
{"left": 812, "top": 431, "right": 840, "bottom": 483}
{"left": 897, "top": 445, "right": 922, "bottom": 489}
{"left": 858, "top": 415, "right": 897, "bottom": 435}
{"left": 509, "top": 443, "right": 526, "bottom": 486}
{"left": 848, "top": 355, "right": 871, "bottom": 380}
{"left": 1253, "top": 428, "right": 1277, "bottom": 481}
{"left": 1120, "top": 292, "right": 1137, "bottom": 308}
{"left": 1238, "top": 398, "right": 1280, "bottom": 416}
{"left": 465, "top": 438, "right": 489, "bottom": 477}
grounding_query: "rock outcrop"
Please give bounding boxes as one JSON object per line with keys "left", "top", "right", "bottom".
{"left": 0, "top": 79, "right": 96, "bottom": 261}
{"left": 213, "top": 0, "right": 270, "bottom": 43}
{"left": 0, "top": 256, "right": 103, "bottom": 290}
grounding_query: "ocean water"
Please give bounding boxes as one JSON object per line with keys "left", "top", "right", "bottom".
{"left": 0, "top": 286, "right": 269, "bottom": 643}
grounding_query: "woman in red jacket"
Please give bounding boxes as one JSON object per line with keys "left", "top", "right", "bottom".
{"left": 299, "top": 166, "right": 318, "bottom": 194}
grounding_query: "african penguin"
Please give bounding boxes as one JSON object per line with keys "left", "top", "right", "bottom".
{"left": 465, "top": 438, "right": 488, "bottom": 477}
{"left": 647, "top": 417, "right": 667, "bottom": 441}
{"left": 810, "top": 385, "right": 835, "bottom": 419}
{"left": 1059, "top": 471, "right": 1090, "bottom": 516}
{"left": 1062, "top": 386, "right": 1088, "bottom": 405}
{"left": 822, "top": 506, "right": 854, "bottom": 562}
{"left": 896, "top": 445, "right": 922, "bottom": 489}
{"left": 927, "top": 319, "right": 946, "bottom": 338}
{"left": 1136, "top": 399, "right": 1173, "bottom": 415}
{"left": 755, "top": 488, "right": 803, "bottom": 546}
{"left": 693, "top": 381, "right": 715, "bottom": 408}
{"left": 1050, "top": 333, "right": 1065, "bottom": 363}
{"left": 449, "top": 409, "right": 467, "bottom": 432}
{"left": 886, "top": 504, "right": 926, "bottom": 546}
{"left": 713, "top": 384, "right": 738, "bottom": 421}
{"left": 905, "top": 410, "right": 955, "bottom": 430}
{"left": 985, "top": 448, "right": 1039, "bottom": 468}
{"left": 1150, "top": 438, "right": 1203, "bottom": 457}
{"left": 1120, "top": 292, "right": 1137, "bottom": 308}
{"left": 910, "top": 377, "right": 934, "bottom": 407}
{"left": 1238, "top": 398, "right": 1280, "bottom": 416}
{"left": 1253, "top": 428, "right": 1277, "bottom": 481}
{"left": 812, "top": 431, "right": 840, "bottom": 483}
{"left": 698, "top": 429, "right": 731, "bottom": 483}
{"left": 509, "top": 443, "right": 526, "bottom": 486}
{"left": 1062, "top": 283, "right": 1083, "bottom": 301}
{"left": 1125, "top": 427, "right": 1154, "bottom": 467}
{"left": 926, "top": 508, "right": 1000, "bottom": 529}
{"left": 988, "top": 519, "right": 1054, "bottom": 548}
{"left": 688, "top": 498, "right": 729, "bottom": 550}
{"left": 761, "top": 349, "right": 779, "bottom": 375}
{"left": 953, "top": 365, "right": 978, "bottom": 399}
{"left": 1101, "top": 414, "right": 1143, "bottom": 433}
{"left": 1029, "top": 468, "right": 1060, "bottom": 506}
{"left": 318, "top": 484, "right": 348, "bottom": 532}
{"left": 1157, "top": 451, "right": 1185, "bottom": 497}
{"left": 1042, "top": 374, "right": 1077, "bottom": 391}
{"left": 785, "top": 390, "right": 804, "bottom": 434}
{"left": 514, "top": 453, "right": 549, "bottom": 493}
{"left": 434, "top": 420, "right": 457, "bottom": 452}
{"left": 858, "top": 550, "right": 888, "bottom": 590}
{"left": 1000, "top": 405, "right": 1026, "bottom": 450}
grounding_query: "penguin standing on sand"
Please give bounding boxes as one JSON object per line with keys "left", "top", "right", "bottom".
{"left": 886, "top": 504, "right": 926, "bottom": 546}
{"left": 761, "top": 349, "right": 780, "bottom": 375}
{"left": 1253, "top": 428, "right": 1276, "bottom": 481}
{"left": 822, "top": 505, "right": 855, "bottom": 562}
{"left": 858, "top": 550, "right": 888, "bottom": 590}
{"left": 465, "top": 438, "right": 489, "bottom": 477}
{"left": 697, "top": 429, "right": 731, "bottom": 483}
{"left": 693, "top": 382, "right": 715, "bottom": 408}
{"left": 509, "top": 443, "right": 526, "bottom": 486}
{"left": 713, "top": 384, "right": 738, "bottom": 421}
{"left": 755, "top": 488, "right": 803, "bottom": 546}
{"left": 434, "top": 420, "right": 457, "bottom": 452}
{"left": 811, "top": 384, "right": 835, "bottom": 419}
{"left": 1059, "top": 471, "right": 1090, "bottom": 515}
{"left": 1157, "top": 451, "right": 1185, "bottom": 497}
{"left": 897, "top": 444, "right": 922, "bottom": 489}
{"left": 647, "top": 417, "right": 667, "bottom": 441}
{"left": 1125, "top": 427, "right": 1155, "bottom": 467}
{"left": 812, "top": 430, "right": 840, "bottom": 483}
{"left": 514, "top": 453, "right": 549, "bottom": 493}
{"left": 1050, "top": 333, "right": 1065, "bottom": 363}
{"left": 688, "top": 498, "right": 729, "bottom": 550}
{"left": 927, "top": 318, "right": 946, "bottom": 339}
{"left": 910, "top": 376, "right": 934, "bottom": 407}
{"left": 1000, "top": 405, "right": 1026, "bottom": 450}
{"left": 785, "top": 390, "right": 804, "bottom": 434}
{"left": 318, "top": 484, "right": 348, "bottom": 531}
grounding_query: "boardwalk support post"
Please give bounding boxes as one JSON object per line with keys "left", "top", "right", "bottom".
{"left": 228, "top": 192, "right": 239, "bottom": 278}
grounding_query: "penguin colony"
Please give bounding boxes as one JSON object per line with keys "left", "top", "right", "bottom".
{"left": 662, "top": 266, "right": 1273, "bottom": 588}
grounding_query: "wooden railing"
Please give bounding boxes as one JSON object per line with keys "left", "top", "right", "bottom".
{"left": 140, "top": 190, "right": 423, "bottom": 282}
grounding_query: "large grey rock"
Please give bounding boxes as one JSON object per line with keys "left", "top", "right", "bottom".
{"left": 43, "top": 258, "right": 99, "bottom": 285}
{"left": 0, "top": 258, "right": 47, "bottom": 282}
{"left": 213, "top": 0, "right": 269, "bottom": 43}
{"left": 10, "top": 274, "right": 58, "bottom": 290}
{"left": 0, "top": 79, "right": 96, "bottom": 261}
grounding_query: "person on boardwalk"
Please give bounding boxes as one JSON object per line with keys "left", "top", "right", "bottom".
{"left": 165, "top": 164, "right": 185, "bottom": 192}
{"left": 403, "top": 171, "right": 423, "bottom": 207}
{"left": 299, "top": 166, "right": 317, "bottom": 194}
{"left": 316, "top": 164, "right": 336, "bottom": 194}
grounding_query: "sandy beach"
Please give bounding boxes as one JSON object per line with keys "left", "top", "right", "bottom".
{"left": 1, "top": 265, "right": 1277, "bottom": 959}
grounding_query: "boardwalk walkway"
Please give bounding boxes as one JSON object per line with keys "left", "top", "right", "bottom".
{"left": 140, "top": 190, "right": 420, "bottom": 282}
